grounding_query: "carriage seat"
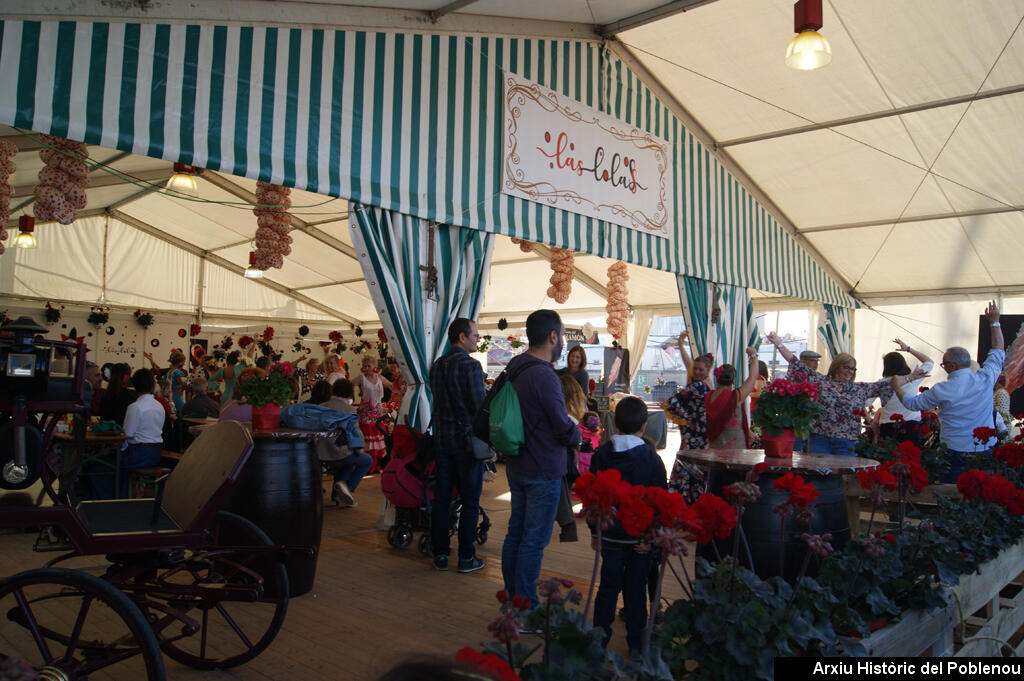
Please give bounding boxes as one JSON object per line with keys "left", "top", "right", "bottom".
{"left": 75, "top": 421, "right": 254, "bottom": 537}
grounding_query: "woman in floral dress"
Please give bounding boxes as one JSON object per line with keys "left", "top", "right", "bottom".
{"left": 663, "top": 332, "right": 715, "bottom": 500}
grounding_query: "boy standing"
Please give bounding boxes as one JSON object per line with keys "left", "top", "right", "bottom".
{"left": 589, "top": 396, "right": 667, "bottom": 655}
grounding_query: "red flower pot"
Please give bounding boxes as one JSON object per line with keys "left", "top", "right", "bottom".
{"left": 762, "top": 429, "right": 796, "bottom": 458}
{"left": 251, "top": 403, "right": 281, "bottom": 431}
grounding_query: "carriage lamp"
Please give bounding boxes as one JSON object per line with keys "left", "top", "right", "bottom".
{"left": 785, "top": 0, "right": 832, "bottom": 71}
{"left": 13, "top": 215, "right": 37, "bottom": 249}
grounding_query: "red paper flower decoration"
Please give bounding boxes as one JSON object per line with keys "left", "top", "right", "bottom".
{"left": 252, "top": 181, "right": 292, "bottom": 270}
{"left": 605, "top": 261, "right": 629, "bottom": 339}
{"left": 329, "top": 330, "right": 343, "bottom": 343}
{"left": 177, "top": 328, "right": 187, "bottom": 338}
{"left": 34, "top": 135, "right": 89, "bottom": 225}
{"left": 0, "top": 138, "right": 17, "bottom": 254}
{"left": 546, "top": 247, "right": 574, "bottom": 304}
{"left": 263, "top": 325, "right": 274, "bottom": 341}
{"left": 189, "top": 323, "right": 202, "bottom": 337}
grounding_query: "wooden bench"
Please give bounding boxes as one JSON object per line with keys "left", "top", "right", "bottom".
{"left": 845, "top": 480, "right": 959, "bottom": 534}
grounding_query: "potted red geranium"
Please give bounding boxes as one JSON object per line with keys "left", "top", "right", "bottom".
{"left": 750, "top": 378, "right": 823, "bottom": 457}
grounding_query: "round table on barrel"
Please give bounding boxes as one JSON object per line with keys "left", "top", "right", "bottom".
{"left": 220, "top": 426, "right": 342, "bottom": 597}
{"left": 677, "top": 448, "right": 880, "bottom": 581}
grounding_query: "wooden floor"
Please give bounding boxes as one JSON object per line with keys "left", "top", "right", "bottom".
{"left": 0, "top": 432, "right": 687, "bottom": 681}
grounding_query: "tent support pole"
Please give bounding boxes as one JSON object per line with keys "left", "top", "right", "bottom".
{"left": 196, "top": 257, "right": 206, "bottom": 325}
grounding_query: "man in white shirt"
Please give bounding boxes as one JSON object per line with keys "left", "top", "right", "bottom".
{"left": 892, "top": 301, "right": 1004, "bottom": 483}
{"left": 92, "top": 368, "right": 165, "bottom": 499}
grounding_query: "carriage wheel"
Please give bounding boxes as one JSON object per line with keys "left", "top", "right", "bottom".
{"left": 0, "top": 567, "right": 166, "bottom": 680}
{"left": 141, "top": 511, "right": 288, "bottom": 670}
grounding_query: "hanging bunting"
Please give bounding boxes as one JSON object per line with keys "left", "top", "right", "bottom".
{"left": 35, "top": 135, "right": 89, "bottom": 225}
{"left": 0, "top": 138, "right": 16, "bottom": 254}
{"left": 606, "top": 261, "right": 629, "bottom": 339}
{"left": 546, "top": 247, "right": 575, "bottom": 304}
{"left": 252, "top": 181, "right": 292, "bottom": 270}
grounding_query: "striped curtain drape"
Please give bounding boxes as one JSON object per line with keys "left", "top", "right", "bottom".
{"left": 817, "top": 303, "right": 852, "bottom": 360}
{"left": 677, "top": 275, "right": 757, "bottom": 382}
{"left": 349, "top": 203, "right": 493, "bottom": 432}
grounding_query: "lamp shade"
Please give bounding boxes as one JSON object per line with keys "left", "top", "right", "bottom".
{"left": 14, "top": 215, "right": 37, "bottom": 249}
{"left": 244, "top": 250, "right": 263, "bottom": 278}
{"left": 785, "top": 30, "right": 832, "bottom": 70}
{"left": 166, "top": 163, "right": 200, "bottom": 198}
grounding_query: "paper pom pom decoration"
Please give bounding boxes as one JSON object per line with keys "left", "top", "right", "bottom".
{"left": 34, "top": 135, "right": 90, "bottom": 225}
{"left": 497, "top": 318, "right": 508, "bottom": 331}
{"left": 298, "top": 325, "right": 309, "bottom": 337}
{"left": 605, "top": 261, "right": 629, "bottom": 340}
{"left": 0, "top": 138, "right": 17, "bottom": 254}
{"left": 546, "top": 247, "right": 574, "bottom": 304}
{"left": 252, "top": 181, "right": 292, "bottom": 270}
{"left": 510, "top": 237, "right": 533, "bottom": 254}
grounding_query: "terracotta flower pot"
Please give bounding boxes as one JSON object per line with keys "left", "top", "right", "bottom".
{"left": 762, "top": 429, "right": 796, "bottom": 458}
{"left": 251, "top": 403, "right": 281, "bottom": 431}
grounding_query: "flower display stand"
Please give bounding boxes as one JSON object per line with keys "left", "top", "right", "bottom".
{"left": 857, "top": 539, "right": 1024, "bottom": 657}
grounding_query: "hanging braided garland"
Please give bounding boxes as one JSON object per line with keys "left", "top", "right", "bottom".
{"left": 605, "top": 261, "right": 629, "bottom": 340}
{"left": 252, "top": 181, "right": 292, "bottom": 270}
{"left": 0, "top": 139, "right": 16, "bottom": 254}
{"left": 510, "top": 237, "right": 534, "bottom": 253}
{"left": 35, "top": 135, "right": 89, "bottom": 225}
{"left": 546, "top": 247, "right": 575, "bottom": 304}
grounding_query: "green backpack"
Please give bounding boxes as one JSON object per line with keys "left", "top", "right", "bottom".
{"left": 488, "top": 377, "right": 525, "bottom": 457}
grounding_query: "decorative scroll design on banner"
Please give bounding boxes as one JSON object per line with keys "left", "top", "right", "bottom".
{"left": 502, "top": 73, "right": 671, "bottom": 237}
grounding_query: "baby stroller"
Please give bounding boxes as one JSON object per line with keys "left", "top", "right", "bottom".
{"left": 381, "top": 426, "right": 490, "bottom": 555}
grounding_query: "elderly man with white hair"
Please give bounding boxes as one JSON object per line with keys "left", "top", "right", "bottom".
{"left": 891, "top": 301, "right": 1005, "bottom": 483}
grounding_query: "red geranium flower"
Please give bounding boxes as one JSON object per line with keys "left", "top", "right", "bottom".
{"left": 329, "top": 330, "right": 343, "bottom": 343}
{"left": 263, "top": 326, "right": 274, "bottom": 341}
{"left": 882, "top": 533, "right": 896, "bottom": 545}
{"left": 973, "top": 426, "right": 998, "bottom": 443}
{"left": 772, "top": 472, "right": 820, "bottom": 509}
{"left": 956, "top": 469, "right": 987, "bottom": 500}
{"left": 642, "top": 486, "right": 689, "bottom": 528}
{"left": 920, "top": 424, "right": 931, "bottom": 435}
{"left": 573, "top": 469, "right": 629, "bottom": 513}
{"left": 455, "top": 648, "right": 522, "bottom": 681}
{"left": 993, "top": 442, "right": 1024, "bottom": 467}
{"left": 238, "top": 335, "right": 254, "bottom": 349}
{"left": 189, "top": 323, "right": 202, "bottom": 336}
{"left": 857, "top": 468, "right": 898, "bottom": 492}
{"left": 889, "top": 413, "right": 904, "bottom": 423}
{"left": 1007, "top": 490, "right": 1024, "bottom": 516}
{"left": 618, "top": 487, "right": 656, "bottom": 537}
{"left": 895, "top": 440, "right": 922, "bottom": 465}
{"left": 686, "top": 493, "right": 737, "bottom": 544}
{"left": 981, "top": 473, "right": 1016, "bottom": 506}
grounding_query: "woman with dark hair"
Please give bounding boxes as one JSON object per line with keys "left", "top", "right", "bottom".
{"left": 98, "top": 363, "right": 136, "bottom": 425}
{"left": 558, "top": 345, "right": 590, "bottom": 396}
{"left": 704, "top": 347, "right": 760, "bottom": 448}
{"left": 876, "top": 339, "right": 934, "bottom": 445}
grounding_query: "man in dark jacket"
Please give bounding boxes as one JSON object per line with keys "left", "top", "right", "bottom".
{"left": 429, "top": 318, "right": 487, "bottom": 573}
{"left": 588, "top": 396, "right": 667, "bottom": 654}
{"left": 501, "top": 309, "right": 582, "bottom": 608}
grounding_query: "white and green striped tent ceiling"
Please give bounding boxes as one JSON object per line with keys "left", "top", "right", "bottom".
{"left": 2, "top": 0, "right": 1022, "bottom": 327}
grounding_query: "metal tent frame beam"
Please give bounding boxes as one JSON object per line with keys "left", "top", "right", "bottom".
{"left": 800, "top": 204, "right": 1024, "bottom": 234}
{"left": 108, "top": 209, "right": 361, "bottom": 325}
{"left": 599, "top": 0, "right": 721, "bottom": 36}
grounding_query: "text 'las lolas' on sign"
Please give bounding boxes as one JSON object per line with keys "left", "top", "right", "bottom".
{"left": 502, "top": 72, "right": 672, "bottom": 239}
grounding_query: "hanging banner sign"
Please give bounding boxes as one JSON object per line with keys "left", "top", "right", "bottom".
{"left": 502, "top": 72, "right": 672, "bottom": 238}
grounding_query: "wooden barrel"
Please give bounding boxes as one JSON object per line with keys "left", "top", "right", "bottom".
{"left": 698, "top": 468, "right": 850, "bottom": 581}
{"left": 224, "top": 436, "right": 323, "bottom": 596}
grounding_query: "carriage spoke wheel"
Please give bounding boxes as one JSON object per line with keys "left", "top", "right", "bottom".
{"left": 141, "top": 511, "right": 288, "bottom": 669}
{"left": 0, "top": 567, "right": 166, "bottom": 681}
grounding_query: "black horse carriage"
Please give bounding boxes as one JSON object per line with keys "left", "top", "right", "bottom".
{"left": 0, "top": 318, "right": 303, "bottom": 680}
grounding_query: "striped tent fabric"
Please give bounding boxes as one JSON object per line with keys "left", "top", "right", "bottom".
{"left": 349, "top": 204, "right": 493, "bottom": 431}
{"left": 677, "top": 275, "right": 714, "bottom": 358}
{"left": 817, "top": 303, "right": 852, "bottom": 360}
{"left": 0, "top": 19, "right": 854, "bottom": 308}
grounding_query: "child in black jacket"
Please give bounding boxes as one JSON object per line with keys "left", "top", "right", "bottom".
{"left": 588, "top": 396, "right": 667, "bottom": 654}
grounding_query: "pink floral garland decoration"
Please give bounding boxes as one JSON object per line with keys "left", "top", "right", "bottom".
{"left": 605, "top": 261, "right": 629, "bottom": 339}
{"left": 35, "top": 135, "right": 89, "bottom": 225}
{"left": 546, "top": 247, "right": 574, "bottom": 304}
{"left": 510, "top": 237, "right": 533, "bottom": 253}
{"left": 252, "top": 181, "right": 293, "bottom": 270}
{"left": 0, "top": 139, "right": 16, "bottom": 254}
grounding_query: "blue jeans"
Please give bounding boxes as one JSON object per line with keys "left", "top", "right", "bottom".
{"left": 501, "top": 469, "right": 561, "bottom": 609}
{"left": 941, "top": 449, "right": 988, "bottom": 484}
{"left": 594, "top": 544, "right": 654, "bottom": 652}
{"left": 808, "top": 434, "right": 857, "bottom": 456}
{"left": 326, "top": 450, "right": 373, "bottom": 492}
{"left": 430, "top": 449, "right": 484, "bottom": 561}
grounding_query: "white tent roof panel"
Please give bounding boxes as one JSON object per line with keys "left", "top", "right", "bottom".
{"left": 202, "top": 261, "right": 338, "bottom": 321}
{"left": 104, "top": 218, "right": 200, "bottom": 311}
{"left": 300, "top": 283, "right": 378, "bottom": 322}
{"left": 123, "top": 188, "right": 255, "bottom": 251}
{"left": 5, "top": 215, "right": 105, "bottom": 302}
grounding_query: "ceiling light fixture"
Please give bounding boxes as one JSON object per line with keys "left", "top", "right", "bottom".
{"left": 166, "top": 163, "right": 200, "bottom": 198}
{"left": 13, "top": 216, "right": 37, "bottom": 249}
{"left": 785, "top": 0, "right": 832, "bottom": 71}
{"left": 243, "top": 251, "right": 263, "bottom": 279}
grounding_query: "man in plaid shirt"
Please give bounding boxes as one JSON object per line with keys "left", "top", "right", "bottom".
{"left": 428, "top": 317, "right": 487, "bottom": 573}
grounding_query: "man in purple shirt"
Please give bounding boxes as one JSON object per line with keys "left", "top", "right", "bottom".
{"left": 501, "top": 310, "right": 582, "bottom": 609}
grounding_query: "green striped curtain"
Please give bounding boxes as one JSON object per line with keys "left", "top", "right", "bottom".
{"left": 677, "top": 275, "right": 757, "bottom": 383}
{"left": 678, "top": 275, "right": 714, "bottom": 357}
{"left": 818, "top": 303, "right": 852, "bottom": 360}
{"left": 349, "top": 204, "right": 493, "bottom": 431}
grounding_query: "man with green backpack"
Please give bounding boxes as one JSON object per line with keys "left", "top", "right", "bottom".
{"left": 497, "top": 309, "right": 582, "bottom": 609}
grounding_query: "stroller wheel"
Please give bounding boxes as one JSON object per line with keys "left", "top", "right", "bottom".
{"left": 418, "top": 533, "right": 431, "bottom": 556}
{"left": 395, "top": 527, "right": 413, "bottom": 549}
{"left": 386, "top": 525, "right": 399, "bottom": 547}
{"left": 476, "top": 527, "right": 488, "bottom": 545}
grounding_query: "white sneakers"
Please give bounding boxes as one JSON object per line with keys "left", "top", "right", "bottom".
{"left": 333, "top": 481, "right": 356, "bottom": 507}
